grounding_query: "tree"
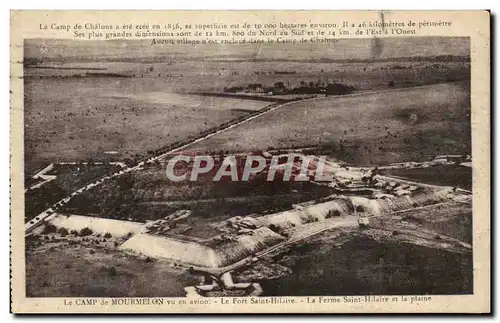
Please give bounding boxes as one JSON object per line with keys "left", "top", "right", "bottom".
{"left": 273, "top": 81, "right": 285, "bottom": 89}
{"left": 42, "top": 223, "right": 57, "bottom": 234}
{"left": 109, "top": 266, "right": 117, "bottom": 277}
{"left": 79, "top": 227, "right": 93, "bottom": 237}
{"left": 58, "top": 227, "right": 69, "bottom": 236}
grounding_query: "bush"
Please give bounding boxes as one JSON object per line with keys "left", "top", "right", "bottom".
{"left": 58, "top": 227, "right": 69, "bottom": 236}
{"left": 104, "top": 232, "right": 112, "bottom": 239}
{"left": 79, "top": 227, "right": 93, "bottom": 237}
{"left": 70, "top": 229, "right": 78, "bottom": 236}
{"left": 109, "top": 266, "right": 117, "bottom": 277}
{"left": 355, "top": 205, "right": 364, "bottom": 213}
{"left": 327, "top": 210, "right": 341, "bottom": 218}
{"left": 41, "top": 223, "right": 57, "bottom": 234}
{"left": 268, "top": 224, "right": 280, "bottom": 233}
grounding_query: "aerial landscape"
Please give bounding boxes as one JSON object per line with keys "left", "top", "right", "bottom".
{"left": 23, "top": 36, "right": 472, "bottom": 297}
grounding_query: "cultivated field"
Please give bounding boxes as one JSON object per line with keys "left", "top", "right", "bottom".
{"left": 190, "top": 82, "right": 471, "bottom": 165}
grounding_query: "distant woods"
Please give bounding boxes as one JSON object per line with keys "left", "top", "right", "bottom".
{"left": 224, "top": 80, "right": 355, "bottom": 96}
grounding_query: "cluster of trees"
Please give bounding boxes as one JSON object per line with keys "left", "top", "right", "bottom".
{"left": 39, "top": 224, "right": 111, "bottom": 239}
{"left": 253, "top": 70, "right": 297, "bottom": 75}
{"left": 231, "top": 80, "right": 355, "bottom": 96}
{"left": 323, "top": 83, "right": 355, "bottom": 96}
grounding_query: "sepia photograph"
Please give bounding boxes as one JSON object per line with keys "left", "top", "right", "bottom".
{"left": 22, "top": 35, "right": 474, "bottom": 299}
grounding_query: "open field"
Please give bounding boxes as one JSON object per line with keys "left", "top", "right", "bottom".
{"left": 26, "top": 236, "right": 197, "bottom": 297}
{"left": 25, "top": 60, "right": 469, "bottom": 92}
{"left": 24, "top": 76, "right": 271, "bottom": 171}
{"left": 190, "top": 82, "right": 471, "bottom": 165}
{"left": 391, "top": 202, "right": 472, "bottom": 244}
{"left": 22, "top": 37, "right": 475, "bottom": 299}
{"left": 258, "top": 235, "right": 472, "bottom": 296}
{"left": 216, "top": 60, "right": 469, "bottom": 92}
{"left": 24, "top": 40, "right": 470, "bottom": 173}
{"left": 242, "top": 201, "right": 472, "bottom": 296}
{"left": 380, "top": 165, "right": 472, "bottom": 191}
{"left": 24, "top": 37, "right": 470, "bottom": 172}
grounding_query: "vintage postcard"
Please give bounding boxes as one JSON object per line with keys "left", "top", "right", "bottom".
{"left": 10, "top": 10, "right": 490, "bottom": 313}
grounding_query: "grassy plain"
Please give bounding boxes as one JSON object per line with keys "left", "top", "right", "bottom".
{"left": 26, "top": 238, "right": 197, "bottom": 297}
{"left": 260, "top": 235, "right": 472, "bottom": 296}
{"left": 24, "top": 76, "right": 269, "bottom": 171}
{"left": 380, "top": 165, "right": 472, "bottom": 191}
{"left": 24, "top": 37, "right": 471, "bottom": 172}
{"left": 24, "top": 56, "right": 469, "bottom": 172}
{"left": 190, "top": 82, "right": 471, "bottom": 165}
